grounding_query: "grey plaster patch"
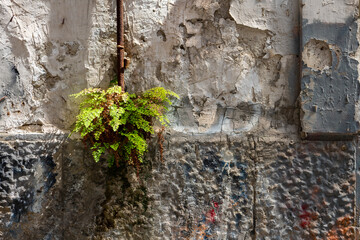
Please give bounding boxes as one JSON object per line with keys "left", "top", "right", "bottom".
{"left": 0, "top": 61, "right": 23, "bottom": 99}
{"left": 300, "top": 18, "right": 360, "bottom": 137}
{"left": 61, "top": 41, "right": 81, "bottom": 56}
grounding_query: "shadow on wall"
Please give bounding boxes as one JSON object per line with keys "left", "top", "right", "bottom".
{"left": 0, "top": 2, "right": 32, "bottom": 131}
{"left": 0, "top": 133, "right": 67, "bottom": 240}
{"left": 0, "top": 60, "right": 26, "bottom": 130}
{"left": 1, "top": 0, "right": 102, "bottom": 132}
{"left": 39, "top": 0, "right": 96, "bottom": 130}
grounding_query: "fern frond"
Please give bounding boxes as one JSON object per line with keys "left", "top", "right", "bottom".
{"left": 109, "top": 105, "right": 126, "bottom": 131}
{"left": 70, "top": 85, "right": 179, "bottom": 170}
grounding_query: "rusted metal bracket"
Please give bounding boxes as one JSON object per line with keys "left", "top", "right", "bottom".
{"left": 117, "top": 0, "right": 125, "bottom": 91}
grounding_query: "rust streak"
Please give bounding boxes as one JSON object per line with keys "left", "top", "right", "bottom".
{"left": 117, "top": 0, "right": 125, "bottom": 91}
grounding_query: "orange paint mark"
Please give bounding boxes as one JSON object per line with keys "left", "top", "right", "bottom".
{"left": 326, "top": 216, "right": 354, "bottom": 240}
{"left": 181, "top": 224, "right": 212, "bottom": 240}
{"left": 229, "top": 199, "right": 240, "bottom": 209}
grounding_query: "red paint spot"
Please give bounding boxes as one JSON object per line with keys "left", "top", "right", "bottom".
{"left": 300, "top": 218, "right": 311, "bottom": 229}
{"left": 300, "top": 221, "right": 308, "bottom": 228}
{"left": 207, "top": 209, "right": 216, "bottom": 223}
{"left": 301, "top": 203, "right": 309, "bottom": 211}
{"left": 205, "top": 202, "right": 221, "bottom": 223}
{"left": 299, "top": 211, "right": 311, "bottom": 220}
{"left": 299, "top": 203, "right": 316, "bottom": 229}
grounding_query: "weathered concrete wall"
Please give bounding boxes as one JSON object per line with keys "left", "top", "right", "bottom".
{"left": 0, "top": 0, "right": 359, "bottom": 239}
{"left": 0, "top": 0, "right": 300, "bottom": 134}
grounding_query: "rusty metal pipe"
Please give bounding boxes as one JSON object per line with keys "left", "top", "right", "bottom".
{"left": 117, "top": 0, "right": 125, "bottom": 91}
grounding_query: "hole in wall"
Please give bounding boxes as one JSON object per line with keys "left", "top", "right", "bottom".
{"left": 302, "top": 39, "right": 332, "bottom": 71}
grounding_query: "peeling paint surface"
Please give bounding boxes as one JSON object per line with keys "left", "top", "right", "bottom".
{"left": 302, "top": 0, "right": 359, "bottom": 25}
{"left": 229, "top": 0, "right": 299, "bottom": 55}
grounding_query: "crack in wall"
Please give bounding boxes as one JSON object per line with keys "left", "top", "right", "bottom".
{"left": 248, "top": 135, "right": 258, "bottom": 240}
{"left": 356, "top": 137, "right": 360, "bottom": 239}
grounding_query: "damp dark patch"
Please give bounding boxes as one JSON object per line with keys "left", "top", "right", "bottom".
{"left": 202, "top": 150, "right": 224, "bottom": 173}
{"left": 155, "top": 62, "right": 165, "bottom": 82}
{"left": 214, "top": 0, "right": 233, "bottom": 20}
{"left": 11, "top": 189, "right": 35, "bottom": 223}
{"left": 0, "top": 61, "right": 25, "bottom": 102}
{"left": 11, "top": 66, "right": 19, "bottom": 77}
{"left": 0, "top": 140, "right": 59, "bottom": 228}
{"left": 41, "top": 155, "right": 57, "bottom": 192}
{"left": 183, "top": 163, "right": 192, "bottom": 179}
{"left": 140, "top": 35, "right": 146, "bottom": 42}
{"left": 156, "top": 29, "right": 167, "bottom": 42}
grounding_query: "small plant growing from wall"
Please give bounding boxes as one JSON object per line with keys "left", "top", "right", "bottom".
{"left": 70, "top": 0, "right": 178, "bottom": 175}
{"left": 71, "top": 86, "right": 178, "bottom": 173}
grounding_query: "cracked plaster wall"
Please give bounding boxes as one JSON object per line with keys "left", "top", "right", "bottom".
{"left": 0, "top": 0, "right": 300, "bottom": 135}
{"left": 0, "top": 0, "right": 358, "bottom": 239}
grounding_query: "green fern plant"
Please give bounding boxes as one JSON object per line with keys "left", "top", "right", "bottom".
{"left": 71, "top": 86, "right": 178, "bottom": 170}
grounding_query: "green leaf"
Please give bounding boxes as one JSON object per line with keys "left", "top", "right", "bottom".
{"left": 91, "top": 143, "right": 105, "bottom": 163}
{"left": 110, "top": 142, "right": 120, "bottom": 151}
{"left": 109, "top": 105, "right": 125, "bottom": 131}
{"left": 106, "top": 85, "right": 122, "bottom": 94}
{"left": 77, "top": 107, "right": 103, "bottom": 128}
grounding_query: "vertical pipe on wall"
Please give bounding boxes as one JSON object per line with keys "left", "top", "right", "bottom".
{"left": 117, "top": 0, "right": 125, "bottom": 91}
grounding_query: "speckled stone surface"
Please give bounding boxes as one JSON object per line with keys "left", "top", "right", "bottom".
{"left": 0, "top": 134, "right": 357, "bottom": 239}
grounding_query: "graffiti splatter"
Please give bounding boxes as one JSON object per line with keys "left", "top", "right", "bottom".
{"left": 178, "top": 202, "right": 221, "bottom": 239}
{"left": 175, "top": 146, "right": 250, "bottom": 239}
